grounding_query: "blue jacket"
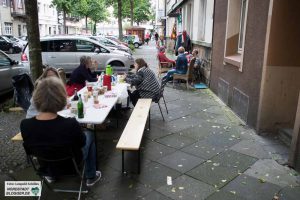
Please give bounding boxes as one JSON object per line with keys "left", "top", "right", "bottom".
{"left": 176, "top": 54, "right": 188, "bottom": 74}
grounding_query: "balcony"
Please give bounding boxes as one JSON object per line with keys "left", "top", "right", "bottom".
{"left": 11, "top": 11, "right": 26, "bottom": 18}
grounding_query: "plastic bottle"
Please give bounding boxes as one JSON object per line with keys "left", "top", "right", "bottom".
{"left": 77, "top": 94, "right": 84, "bottom": 118}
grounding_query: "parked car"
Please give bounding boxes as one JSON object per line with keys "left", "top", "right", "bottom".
{"left": 105, "top": 36, "right": 129, "bottom": 47}
{"left": 89, "top": 36, "right": 132, "bottom": 54}
{"left": 0, "top": 36, "right": 22, "bottom": 54}
{"left": 21, "top": 35, "right": 134, "bottom": 74}
{"left": 123, "top": 35, "right": 142, "bottom": 48}
{"left": 0, "top": 50, "right": 29, "bottom": 95}
{"left": 3, "top": 35, "right": 27, "bottom": 49}
{"left": 18, "top": 36, "right": 28, "bottom": 41}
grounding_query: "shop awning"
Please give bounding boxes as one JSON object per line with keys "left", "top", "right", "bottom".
{"left": 167, "top": 0, "right": 187, "bottom": 17}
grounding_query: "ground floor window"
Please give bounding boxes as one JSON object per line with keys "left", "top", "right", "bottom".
{"left": 4, "top": 23, "right": 13, "bottom": 35}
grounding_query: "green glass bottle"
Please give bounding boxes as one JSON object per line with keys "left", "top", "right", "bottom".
{"left": 77, "top": 94, "right": 84, "bottom": 119}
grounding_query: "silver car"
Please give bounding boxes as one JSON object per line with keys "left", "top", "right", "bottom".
{"left": 89, "top": 36, "right": 132, "bottom": 54}
{"left": 0, "top": 50, "right": 29, "bottom": 95}
{"left": 21, "top": 35, "right": 134, "bottom": 74}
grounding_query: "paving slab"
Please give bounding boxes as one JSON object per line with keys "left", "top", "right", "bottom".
{"left": 230, "top": 140, "right": 271, "bottom": 159}
{"left": 202, "top": 133, "right": 241, "bottom": 148}
{"left": 157, "top": 151, "right": 205, "bottom": 173}
{"left": 222, "top": 175, "right": 281, "bottom": 200}
{"left": 141, "top": 140, "right": 177, "bottom": 161}
{"left": 206, "top": 190, "right": 247, "bottom": 200}
{"left": 137, "top": 190, "right": 172, "bottom": 200}
{"left": 144, "top": 125, "right": 173, "bottom": 140}
{"left": 244, "top": 159, "right": 299, "bottom": 187}
{"left": 177, "top": 124, "right": 214, "bottom": 141}
{"left": 181, "top": 140, "right": 224, "bottom": 159}
{"left": 278, "top": 186, "right": 300, "bottom": 200}
{"left": 211, "top": 150, "right": 257, "bottom": 171}
{"left": 157, "top": 174, "right": 216, "bottom": 200}
{"left": 133, "top": 161, "right": 181, "bottom": 190}
{"left": 186, "top": 161, "right": 240, "bottom": 188}
{"left": 91, "top": 175, "right": 152, "bottom": 200}
{"left": 156, "top": 133, "right": 196, "bottom": 149}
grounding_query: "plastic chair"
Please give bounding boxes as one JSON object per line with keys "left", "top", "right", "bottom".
{"left": 23, "top": 144, "right": 88, "bottom": 200}
{"left": 12, "top": 73, "right": 34, "bottom": 111}
{"left": 173, "top": 58, "right": 196, "bottom": 89}
{"left": 153, "top": 79, "right": 169, "bottom": 121}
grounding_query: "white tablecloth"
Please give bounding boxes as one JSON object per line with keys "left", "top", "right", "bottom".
{"left": 58, "top": 83, "right": 129, "bottom": 124}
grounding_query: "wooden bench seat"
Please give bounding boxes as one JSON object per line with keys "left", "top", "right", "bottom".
{"left": 11, "top": 132, "right": 23, "bottom": 141}
{"left": 116, "top": 98, "right": 152, "bottom": 174}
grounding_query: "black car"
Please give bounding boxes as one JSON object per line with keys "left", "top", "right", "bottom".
{"left": 0, "top": 36, "right": 22, "bottom": 54}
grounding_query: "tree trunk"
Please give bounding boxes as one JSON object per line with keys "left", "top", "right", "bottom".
{"left": 93, "top": 21, "right": 96, "bottom": 35}
{"left": 85, "top": 16, "right": 88, "bottom": 33}
{"left": 24, "top": 0, "right": 43, "bottom": 82}
{"left": 117, "top": 0, "right": 123, "bottom": 40}
{"left": 63, "top": 11, "right": 67, "bottom": 34}
{"left": 130, "top": 0, "right": 134, "bottom": 26}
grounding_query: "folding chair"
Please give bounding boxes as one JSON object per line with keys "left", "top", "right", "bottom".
{"left": 23, "top": 144, "right": 88, "bottom": 200}
{"left": 153, "top": 79, "right": 169, "bottom": 121}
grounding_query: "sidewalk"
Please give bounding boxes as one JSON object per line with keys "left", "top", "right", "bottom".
{"left": 1, "top": 41, "right": 299, "bottom": 200}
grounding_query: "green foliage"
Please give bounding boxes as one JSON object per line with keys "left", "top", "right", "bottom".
{"left": 72, "top": 0, "right": 107, "bottom": 22}
{"left": 112, "top": 0, "right": 153, "bottom": 25}
{"left": 129, "top": 43, "right": 135, "bottom": 52}
{"left": 51, "top": 0, "right": 76, "bottom": 13}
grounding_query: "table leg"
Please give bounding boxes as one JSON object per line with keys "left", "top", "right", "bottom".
{"left": 122, "top": 150, "right": 125, "bottom": 174}
{"left": 137, "top": 149, "right": 140, "bottom": 174}
{"left": 93, "top": 125, "right": 99, "bottom": 170}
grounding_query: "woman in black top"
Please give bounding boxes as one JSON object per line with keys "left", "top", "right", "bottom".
{"left": 20, "top": 77, "right": 101, "bottom": 187}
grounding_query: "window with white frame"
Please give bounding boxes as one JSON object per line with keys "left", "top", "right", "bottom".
{"left": 198, "top": 0, "right": 206, "bottom": 41}
{"left": 2, "top": 0, "right": 8, "bottom": 7}
{"left": 4, "top": 23, "right": 13, "bottom": 35}
{"left": 224, "top": 0, "right": 249, "bottom": 70}
{"left": 17, "top": 0, "right": 23, "bottom": 8}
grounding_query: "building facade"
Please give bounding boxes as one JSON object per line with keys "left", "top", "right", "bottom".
{"left": 38, "top": 0, "right": 60, "bottom": 36}
{"left": 0, "top": 0, "right": 26, "bottom": 36}
{"left": 210, "top": 0, "right": 300, "bottom": 166}
{"left": 165, "top": 0, "right": 214, "bottom": 85}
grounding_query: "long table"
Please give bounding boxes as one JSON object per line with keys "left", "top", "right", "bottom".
{"left": 58, "top": 83, "right": 129, "bottom": 124}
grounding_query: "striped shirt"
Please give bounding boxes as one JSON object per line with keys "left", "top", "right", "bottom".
{"left": 126, "top": 66, "right": 160, "bottom": 99}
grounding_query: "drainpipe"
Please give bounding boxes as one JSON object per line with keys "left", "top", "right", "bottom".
{"left": 164, "top": 0, "right": 167, "bottom": 46}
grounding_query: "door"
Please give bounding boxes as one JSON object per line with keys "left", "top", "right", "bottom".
{"left": 46, "top": 39, "right": 77, "bottom": 74}
{"left": 75, "top": 39, "right": 110, "bottom": 71}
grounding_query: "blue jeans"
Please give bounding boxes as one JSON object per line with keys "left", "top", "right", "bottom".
{"left": 82, "top": 130, "right": 97, "bottom": 179}
{"left": 163, "top": 69, "right": 186, "bottom": 81}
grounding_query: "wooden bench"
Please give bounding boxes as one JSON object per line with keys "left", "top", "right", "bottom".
{"left": 116, "top": 98, "right": 152, "bottom": 174}
{"left": 11, "top": 132, "right": 23, "bottom": 141}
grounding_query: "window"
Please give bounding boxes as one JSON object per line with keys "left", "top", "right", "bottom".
{"left": 2, "top": 0, "right": 8, "bottom": 7}
{"left": 18, "top": 25, "right": 21, "bottom": 36}
{"left": 0, "top": 53, "right": 10, "bottom": 66}
{"left": 198, "top": 0, "right": 206, "bottom": 41}
{"left": 76, "top": 40, "right": 99, "bottom": 52}
{"left": 49, "top": 27, "right": 51, "bottom": 35}
{"left": 4, "top": 23, "right": 13, "bottom": 35}
{"left": 238, "top": 0, "right": 247, "bottom": 52}
{"left": 224, "top": 0, "right": 249, "bottom": 70}
{"left": 17, "top": 0, "right": 23, "bottom": 8}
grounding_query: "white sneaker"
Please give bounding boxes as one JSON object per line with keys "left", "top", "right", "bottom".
{"left": 86, "top": 171, "right": 101, "bottom": 187}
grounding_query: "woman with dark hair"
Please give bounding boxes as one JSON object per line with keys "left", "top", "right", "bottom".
{"left": 125, "top": 58, "right": 160, "bottom": 106}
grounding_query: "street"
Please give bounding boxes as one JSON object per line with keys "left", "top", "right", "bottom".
{"left": 0, "top": 41, "right": 299, "bottom": 200}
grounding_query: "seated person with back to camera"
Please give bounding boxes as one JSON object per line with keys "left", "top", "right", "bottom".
{"left": 20, "top": 77, "right": 101, "bottom": 187}
{"left": 125, "top": 58, "right": 160, "bottom": 106}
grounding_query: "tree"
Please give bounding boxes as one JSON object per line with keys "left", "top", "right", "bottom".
{"left": 51, "top": 0, "right": 76, "bottom": 34}
{"left": 24, "top": 0, "right": 43, "bottom": 81}
{"left": 74, "top": 0, "right": 108, "bottom": 34}
{"left": 113, "top": 0, "right": 152, "bottom": 26}
{"left": 130, "top": 0, "right": 134, "bottom": 26}
{"left": 105, "top": 0, "right": 123, "bottom": 40}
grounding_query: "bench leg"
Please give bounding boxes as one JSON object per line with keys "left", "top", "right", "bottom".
{"left": 137, "top": 149, "right": 140, "bottom": 174}
{"left": 122, "top": 150, "right": 125, "bottom": 174}
{"left": 148, "top": 110, "right": 151, "bottom": 130}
